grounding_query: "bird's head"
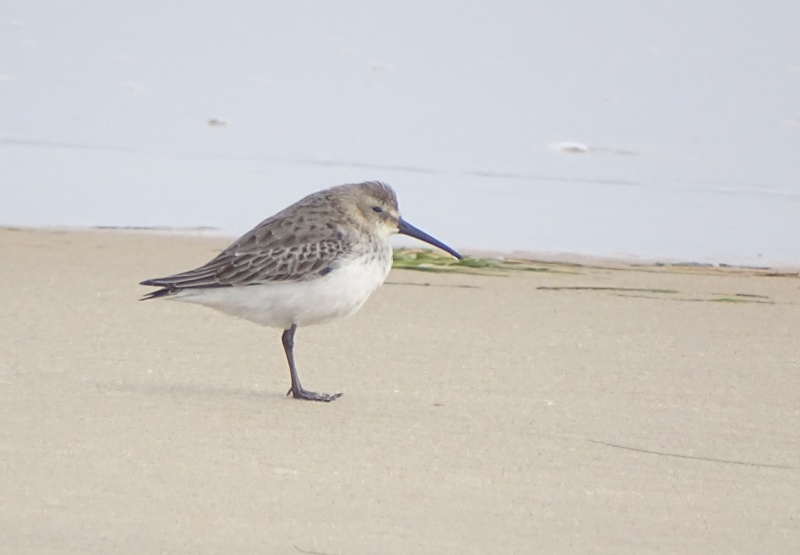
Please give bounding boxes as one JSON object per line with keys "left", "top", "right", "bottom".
{"left": 348, "top": 181, "right": 462, "bottom": 259}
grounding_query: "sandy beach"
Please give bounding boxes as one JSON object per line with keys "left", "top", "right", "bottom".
{"left": 1, "top": 227, "right": 798, "bottom": 554}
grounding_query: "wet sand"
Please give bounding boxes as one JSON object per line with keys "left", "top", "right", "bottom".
{"left": 1, "top": 228, "right": 798, "bottom": 554}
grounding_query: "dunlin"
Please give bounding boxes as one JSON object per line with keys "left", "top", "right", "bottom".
{"left": 140, "top": 181, "right": 462, "bottom": 402}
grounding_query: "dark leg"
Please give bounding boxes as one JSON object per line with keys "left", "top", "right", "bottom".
{"left": 281, "top": 324, "right": 342, "bottom": 402}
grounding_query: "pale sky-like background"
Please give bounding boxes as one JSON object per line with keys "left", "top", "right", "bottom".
{"left": 1, "top": 1, "right": 799, "bottom": 265}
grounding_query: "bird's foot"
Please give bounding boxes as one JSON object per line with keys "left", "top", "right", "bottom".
{"left": 285, "top": 387, "right": 343, "bottom": 402}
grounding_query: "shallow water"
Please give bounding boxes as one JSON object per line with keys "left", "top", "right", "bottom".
{"left": 1, "top": 2, "right": 798, "bottom": 266}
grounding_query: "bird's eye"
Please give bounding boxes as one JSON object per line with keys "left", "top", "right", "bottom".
{"left": 372, "top": 206, "right": 383, "bottom": 213}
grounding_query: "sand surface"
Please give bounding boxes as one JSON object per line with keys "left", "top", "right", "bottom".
{"left": 1, "top": 228, "right": 798, "bottom": 554}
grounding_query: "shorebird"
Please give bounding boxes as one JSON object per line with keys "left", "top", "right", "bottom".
{"left": 140, "top": 181, "right": 462, "bottom": 402}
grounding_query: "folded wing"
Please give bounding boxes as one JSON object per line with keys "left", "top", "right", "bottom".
{"left": 140, "top": 212, "right": 348, "bottom": 299}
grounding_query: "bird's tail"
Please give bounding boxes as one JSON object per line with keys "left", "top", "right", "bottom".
{"left": 139, "top": 279, "right": 178, "bottom": 301}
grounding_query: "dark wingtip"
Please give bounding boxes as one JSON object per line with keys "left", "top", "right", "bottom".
{"left": 139, "top": 288, "right": 173, "bottom": 301}
{"left": 139, "top": 278, "right": 175, "bottom": 301}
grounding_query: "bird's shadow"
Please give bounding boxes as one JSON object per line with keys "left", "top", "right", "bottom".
{"left": 94, "top": 380, "right": 288, "bottom": 404}
{"left": 385, "top": 280, "right": 479, "bottom": 289}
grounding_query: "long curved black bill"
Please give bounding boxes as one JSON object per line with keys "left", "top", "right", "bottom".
{"left": 398, "top": 218, "right": 462, "bottom": 260}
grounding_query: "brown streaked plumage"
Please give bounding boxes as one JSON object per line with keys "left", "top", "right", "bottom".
{"left": 140, "top": 181, "right": 461, "bottom": 402}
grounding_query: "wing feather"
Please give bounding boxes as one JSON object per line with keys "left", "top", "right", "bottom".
{"left": 140, "top": 206, "right": 350, "bottom": 295}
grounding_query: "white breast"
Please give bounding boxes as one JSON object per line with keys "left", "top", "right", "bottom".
{"left": 170, "top": 251, "right": 393, "bottom": 329}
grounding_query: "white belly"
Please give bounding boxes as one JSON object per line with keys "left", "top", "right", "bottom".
{"left": 169, "top": 253, "right": 392, "bottom": 329}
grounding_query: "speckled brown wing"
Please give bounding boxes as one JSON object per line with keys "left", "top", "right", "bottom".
{"left": 140, "top": 210, "right": 349, "bottom": 297}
